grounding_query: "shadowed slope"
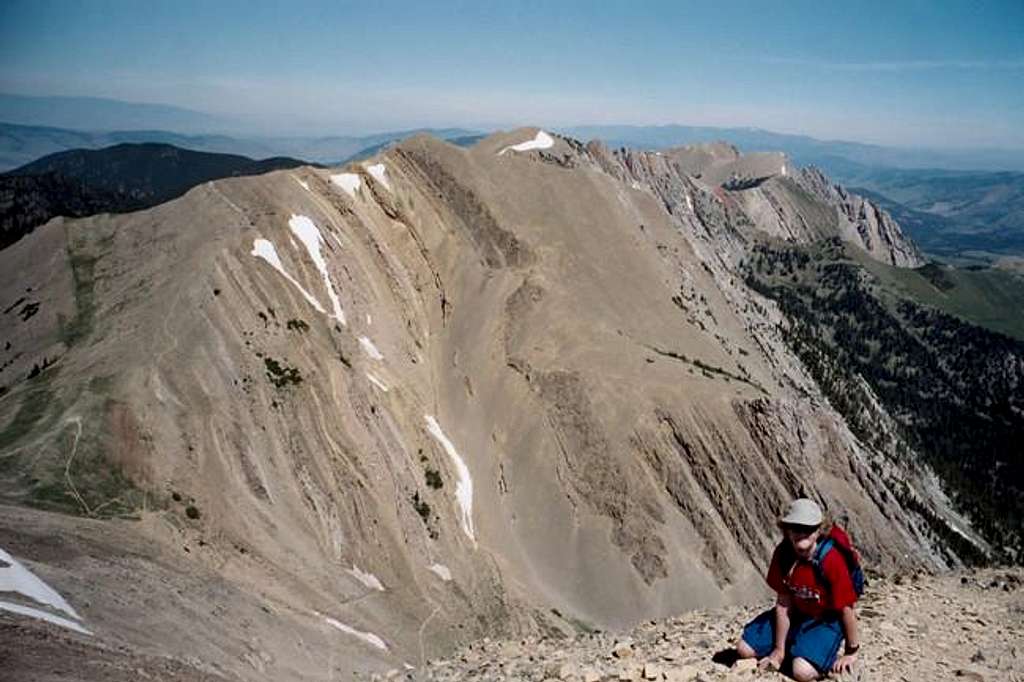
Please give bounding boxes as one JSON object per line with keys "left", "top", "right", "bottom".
{"left": 1, "top": 143, "right": 310, "bottom": 250}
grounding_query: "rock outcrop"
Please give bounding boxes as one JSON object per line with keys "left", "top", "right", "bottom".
{"left": 794, "top": 167, "right": 924, "bottom": 267}
{"left": 417, "top": 568, "right": 1024, "bottom": 682}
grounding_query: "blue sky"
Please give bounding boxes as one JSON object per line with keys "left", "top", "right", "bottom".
{"left": 1, "top": 0, "right": 1022, "bottom": 146}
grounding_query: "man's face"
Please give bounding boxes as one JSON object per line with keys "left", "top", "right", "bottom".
{"left": 784, "top": 524, "right": 821, "bottom": 559}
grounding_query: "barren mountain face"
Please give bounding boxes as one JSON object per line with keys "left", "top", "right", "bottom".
{"left": 0, "top": 130, "right": 980, "bottom": 679}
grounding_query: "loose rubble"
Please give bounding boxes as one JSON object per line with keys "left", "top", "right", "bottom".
{"left": 362, "top": 569, "right": 1023, "bottom": 682}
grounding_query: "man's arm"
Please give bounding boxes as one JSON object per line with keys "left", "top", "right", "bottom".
{"left": 759, "top": 593, "right": 791, "bottom": 670}
{"left": 820, "top": 550, "right": 860, "bottom": 675}
{"left": 832, "top": 605, "right": 860, "bottom": 673}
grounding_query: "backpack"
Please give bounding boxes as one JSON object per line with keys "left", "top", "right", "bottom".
{"left": 779, "top": 524, "right": 866, "bottom": 599}
{"left": 811, "top": 524, "right": 866, "bottom": 598}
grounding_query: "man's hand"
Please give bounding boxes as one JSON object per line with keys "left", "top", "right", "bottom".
{"left": 832, "top": 652, "right": 858, "bottom": 674}
{"left": 758, "top": 648, "right": 784, "bottom": 671}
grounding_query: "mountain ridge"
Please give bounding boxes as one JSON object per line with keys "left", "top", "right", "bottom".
{"left": 0, "top": 128, "right": 1010, "bottom": 680}
{"left": 7, "top": 116, "right": 1022, "bottom": 262}
{"left": 562, "top": 124, "right": 1024, "bottom": 173}
{"left": 0, "top": 142, "right": 310, "bottom": 250}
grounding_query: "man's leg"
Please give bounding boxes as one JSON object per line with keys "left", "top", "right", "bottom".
{"left": 792, "top": 657, "right": 821, "bottom": 682}
{"left": 789, "top": 616, "right": 843, "bottom": 680}
{"left": 736, "top": 639, "right": 758, "bottom": 659}
{"left": 737, "top": 609, "right": 776, "bottom": 659}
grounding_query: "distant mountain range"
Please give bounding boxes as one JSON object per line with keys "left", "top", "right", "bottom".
{"left": 4, "top": 92, "right": 1022, "bottom": 171}
{"left": 4, "top": 105, "right": 1024, "bottom": 262}
{"left": 0, "top": 143, "right": 308, "bottom": 249}
{"left": 0, "top": 93, "right": 230, "bottom": 134}
{"left": 0, "top": 121, "right": 481, "bottom": 171}
{"left": 560, "top": 124, "right": 1024, "bottom": 173}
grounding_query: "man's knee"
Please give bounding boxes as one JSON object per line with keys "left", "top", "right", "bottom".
{"left": 735, "top": 639, "right": 757, "bottom": 659}
{"left": 792, "top": 657, "right": 820, "bottom": 682}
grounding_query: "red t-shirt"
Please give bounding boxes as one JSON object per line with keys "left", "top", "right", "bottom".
{"left": 766, "top": 542, "right": 856, "bottom": 618}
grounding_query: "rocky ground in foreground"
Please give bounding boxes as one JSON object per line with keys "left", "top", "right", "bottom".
{"left": 367, "top": 569, "right": 1023, "bottom": 682}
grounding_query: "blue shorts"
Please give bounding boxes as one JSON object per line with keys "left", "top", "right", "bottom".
{"left": 741, "top": 608, "right": 844, "bottom": 673}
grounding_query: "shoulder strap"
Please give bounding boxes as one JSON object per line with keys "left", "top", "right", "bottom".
{"left": 812, "top": 538, "right": 835, "bottom": 588}
{"left": 814, "top": 538, "right": 835, "bottom": 564}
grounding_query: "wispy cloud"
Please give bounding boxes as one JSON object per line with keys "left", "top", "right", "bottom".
{"left": 764, "top": 57, "right": 1024, "bottom": 72}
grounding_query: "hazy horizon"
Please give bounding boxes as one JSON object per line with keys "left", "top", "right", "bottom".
{"left": 1, "top": 1, "right": 1022, "bottom": 148}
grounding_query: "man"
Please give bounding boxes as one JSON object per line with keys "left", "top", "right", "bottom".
{"left": 736, "top": 498, "right": 861, "bottom": 680}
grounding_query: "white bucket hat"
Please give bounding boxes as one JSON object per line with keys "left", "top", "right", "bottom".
{"left": 780, "top": 498, "right": 823, "bottom": 527}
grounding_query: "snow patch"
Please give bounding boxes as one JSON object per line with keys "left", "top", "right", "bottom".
{"left": 331, "top": 173, "right": 361, "bottom": 198}
{"left": 366, "top": 313, "right": 372, "bottom": 326}
{"left": 366, "top": 373, "right": 389, "bottom": 392}
{"left": 294, "top": 176, "right": 311, "bottom": 191}
{"left": 288, "top": 214, "right": 347, "bottom": 325}
{"left": 780, "top": 164, "right": 788, "bottom": 177}
{"left": 323, "top": 616, "right": 388, "bottom": 651}
{"left": 365, "top": 163, "right": 391, "bottom": 190}
{"left": 359, "top": 336, "right": 384, "bottom": 361}
{"left": 348, "top": 565, "right": 384, "bottom": 591}
{"left": 0, "top": 546, "right": 90, "bottom": 635}
{"left": 499, "top": 130, "right": 554, "bottom": 155}
{"left": 0, "top": 600, "right": 92, "bottom": 635}
{"left": 251, "top": 238, "right": 326, "bottom": 313}
{"left": 686, "top": 195, "right": 694, "bottom": 212}
{"left": 424, "top": 416, "right": 476, "bottom": 543}
{"left": 428, "top": 563, "right": 452, "bottom": 581}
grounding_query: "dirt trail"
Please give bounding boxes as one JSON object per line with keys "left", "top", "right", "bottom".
{"left": 61, "top": 416, "right": 89, "bottom": 515}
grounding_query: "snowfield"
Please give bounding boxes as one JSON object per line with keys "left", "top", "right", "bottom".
{"left": 323, "top": 615, "right": 388, "bottom": 651}
{"left": 366, "top": 373, "right": 389, "bottom": 392}
{"left": 365, "top": 163, "right": 391, "bottom": 190}
{"left": 251, "top": 238, "right": 326, "bottom": 313}
{"left": 331, "top": 172, "right": 361, "bottom": 198}
{"left": 348, "top": 565, "right": 385, "bottom": 591}
{"left": 359, "top": 336, "right": 384, "bottom": 360}
{"left": 428, "top": 563, "right": 453, "bottom": 581}
{"left": 0, "top": 600, "right": 91, "bottom": 635}
{"left": 499, "top": 130, "right": 554, "bottom": 155}
{"left": 0, "top": 546, "right": 91, "bottom": 635}
{"left": 288, "top": 214, "right": 346, "bottom": 324}
{"left": 424, "top": 416, "right": 476, "bottom": 544}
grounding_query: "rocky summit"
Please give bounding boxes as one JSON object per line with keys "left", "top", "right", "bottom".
{"left": 0, "top": 128, "right": 1016, "bottom": 680}
{"left": 414, "top": 569, "right": 1024, "bottom": 682}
